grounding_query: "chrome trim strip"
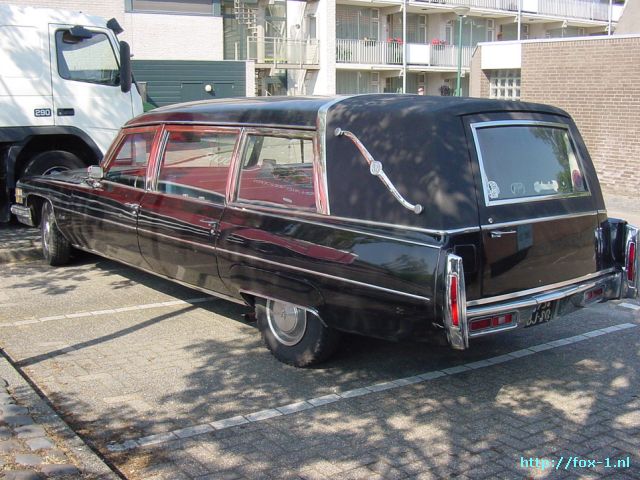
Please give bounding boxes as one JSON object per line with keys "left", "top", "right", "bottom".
{"left": 466, "top": 268, "right": 618, "bottom": 307}
{"left": 56, "top": 206, "right": 138, "bottom": 231}
{"left": 128, "top": 120, "right": 316, "bottom": 131}
{"left": 225, "top": 203, "right": 466, "bottom": 239}
{"left": 317, "top": 96, "right": 352, "bottom": 217}
{"left": 470, "top": 120, "right": 592, "bottom": 207}
{"left": 216, "top": 246, "right": 430, "bottom": 303}
{"left": 480, "top": 211, "right": 598, "bottom": 230}
{"left": 334, "top": 127, "right": 423, "bottom": 215}
{"left": 69, "top": 244, "right": 246, "bottom": 306}
{"left": 225, "top": 205, "right": 441, "bottom": 248}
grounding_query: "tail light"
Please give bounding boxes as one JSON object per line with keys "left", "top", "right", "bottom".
{"left": 627, "top": 240, "right": 636, "bottom": 282}
{"left": 470, "top": 313, "right": 515, "bottom": 332}
{"left": 445, "top": 254, "right": 467, "bottom": 349}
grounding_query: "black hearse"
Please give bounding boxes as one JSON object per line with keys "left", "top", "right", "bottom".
{"left": 11, "top": 95, "right": 639, "bottom": 366}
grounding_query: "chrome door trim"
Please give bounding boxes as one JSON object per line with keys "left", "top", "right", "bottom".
{"left": 467, "top": 267, "right": 618, "bottom": 307}
{"left": 480, "top": 211, "right": 598, "bottom": 230}
{"left": 217, "top": 246, "right": 431, "bottom": 303}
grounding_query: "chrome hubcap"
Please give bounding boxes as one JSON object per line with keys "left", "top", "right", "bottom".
{"left": 266, "top": 300, "right": 307, "bottom": 346}
{"left": 42, "top": 212, "right": 51, "bottom": 255}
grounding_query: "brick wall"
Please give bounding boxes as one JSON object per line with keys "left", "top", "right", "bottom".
{"left": 520, "top": 37, "right": 640, "bottom": 197}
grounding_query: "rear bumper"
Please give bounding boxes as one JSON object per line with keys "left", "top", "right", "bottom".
{"left": 465, "top": 269, "right": 624, "bottom": 341}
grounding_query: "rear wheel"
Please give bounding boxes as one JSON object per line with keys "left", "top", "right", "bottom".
{"left": 256, "top": 298, "right": 340, "bottom": 367}
{"left": 41, "top": 202, "right": 71, "bottom": 266}
{"left": 22, "top": 150, "right": 85, "bottom": 178}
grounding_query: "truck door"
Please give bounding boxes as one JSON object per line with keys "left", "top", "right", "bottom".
{"left": 48, "top": 24, "right": 135, "bottom": 156}
{"left": 466, "top": 115, "right": 601, "bottom": 300}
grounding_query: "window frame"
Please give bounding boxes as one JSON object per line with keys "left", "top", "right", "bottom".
{"left": 101, "top": 126, "right": 162, "bottom": 191}
{"left": 470, "top": 120, "right": 592, "bottom": 207}
{"left": 125, "top": 0, "right": 219, "bottom": 17}
{"left": 54, "top": 29, "right": 120, "bottom": 86}
{"left": 229, "top": 128, "right": 328, "bottom": 214}
{"left": 150, "top": 124, "right": 241, "bottom": 205}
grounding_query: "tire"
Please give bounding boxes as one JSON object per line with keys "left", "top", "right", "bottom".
{"left": 22, "top": 150, "right": 85, "bottom": 178}
{"left": 41, "top": 202, "right": 71, "bottom": 266}
{"left": 256, "top": 298, "right": 341, "bottom": 367}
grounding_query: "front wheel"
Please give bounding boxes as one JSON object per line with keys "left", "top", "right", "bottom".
{"left": 23, "top": 150, "right": 85, "bottom": 177}
{"left": 41, "top": 202, "right": 71, "bottom": 266}
{"left": 256, "top": 298, "right": 340, "bottom": 367}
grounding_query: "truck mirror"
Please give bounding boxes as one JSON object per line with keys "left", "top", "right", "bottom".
{"left": 119, "top": 41, "right": 132, "bottom": 93}
{"left": 107, "top": 18, "right": 124, "bottom": 35}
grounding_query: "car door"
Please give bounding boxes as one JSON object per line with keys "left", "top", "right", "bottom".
{"left": 466, "top": 114, "right": 601, "bottom": 300}
{"left": 71, "top": 126, "right": 160, "bottom": 267}
{"left": 137, "top": 125, "right": 239, "bottom": 295}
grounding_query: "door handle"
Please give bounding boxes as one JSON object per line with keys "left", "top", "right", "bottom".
{"left": 124, "top": 202, "right": 140, "bottom": 214}
{"left": 199, "top": 219, "right": 220, "bottom": 235}
{"left": 490, "top": 229, "right": 517, "bottom": 238}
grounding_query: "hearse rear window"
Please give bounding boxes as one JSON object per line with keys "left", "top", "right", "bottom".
{"left": 472, "top": 121, "right": 588, "bottom": 205}
{"left": 237, "top": 134, "right": 317, "bottom": 211}
{"left": 157, "top": 129, "right": 237, "bottom": 202}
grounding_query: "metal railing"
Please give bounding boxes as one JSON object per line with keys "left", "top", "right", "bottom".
{"left": 415, "top": 0, "right": 613, "bottom": 22}
{"left": 336, "top": 39, "right": 403, "bottom": 65}
{"left": 247, "top": 37, "right": 320, "bottom": 66}
{"left": 336, "top": 39, "right": 473, "bottom": 68}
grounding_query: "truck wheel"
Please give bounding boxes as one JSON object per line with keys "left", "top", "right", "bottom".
{"left": 41, "top": 202, "right": 71, "bottom": 266}
{"left": 23, "top": 151, "right": 85, "bottom": 177}
{"left": 256, "top": 298, "right": 340, "bottom": 367}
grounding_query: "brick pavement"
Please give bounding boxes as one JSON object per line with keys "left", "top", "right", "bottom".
{"left": 0, "top": 355, "right": 117, "bottom": 479}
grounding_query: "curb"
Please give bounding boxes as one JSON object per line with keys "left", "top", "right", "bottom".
{"left": 0, "top": 353, "right": 120, "bottom": 479}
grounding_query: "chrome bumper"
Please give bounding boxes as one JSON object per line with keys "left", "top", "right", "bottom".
{"left": 10, "top": 204, "right": 35, "bottom": 227}
{"left": 446, "top": 269, "right": 629, "bottom": 349}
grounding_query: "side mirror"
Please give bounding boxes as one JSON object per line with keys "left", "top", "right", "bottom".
{"left": 87, "top": 165, "right": 104, "bottom": 180}
{"left": 119, "top": 41, "right": 132, "bottom": 93}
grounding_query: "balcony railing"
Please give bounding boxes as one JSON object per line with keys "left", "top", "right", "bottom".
{"left": 336, "top": 39, "right": 473, "bottom": 68}
{"left": 247, "top": 37, "right": 319, "bottom": 66}
{"left": 416, "top": 0, "right": 615, "bottom": 22}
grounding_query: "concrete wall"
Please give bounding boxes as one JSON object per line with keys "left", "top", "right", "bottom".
{"left": 615, "top": 0, "right": 640, "bottom": 34}
{"left": 472, "top": 36, "right": 640, "bottom": 197}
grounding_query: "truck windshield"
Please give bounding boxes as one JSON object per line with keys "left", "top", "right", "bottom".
{"left": 473, "top": 122, "right": 588, "bottom": 205}
{"left": 55, "top": 30, "right": 119, "bottom": 86}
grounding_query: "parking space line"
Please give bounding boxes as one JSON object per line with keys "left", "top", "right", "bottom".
{"left": 619, "top": 302, "right": 640, "bottom": 311}
{"left": 106, "top": 322, "right": 638, "bottom": 453}
{"left": 0, "top": 297, "right": 215, "bottom": 327}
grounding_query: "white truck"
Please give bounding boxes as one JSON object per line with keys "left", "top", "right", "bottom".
{"left": 0, "top": 4, "right": 143, "bottom": 222}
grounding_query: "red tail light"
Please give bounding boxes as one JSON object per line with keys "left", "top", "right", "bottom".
{"left": 450, "top": 275, "right": 459, "bottom": 327}
{"left": 628, "top": 241, "right": 636, "bottom": 282}
{"left": 470, "top": 313, "right": 514, "bottom": 332}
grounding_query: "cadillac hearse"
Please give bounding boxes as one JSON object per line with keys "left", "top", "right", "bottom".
{"left": 11, "top": 95, "right": 639, "bottom": 366}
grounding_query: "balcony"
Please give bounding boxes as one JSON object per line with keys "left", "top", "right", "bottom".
{"left": 336, "top": 39, "right": 473, "bottom": 69}
{"left": 247, "top": 37, "right": 320, "bottom": 67}
{"left": 416, "top": 0, "right": 621, "bottom": 22}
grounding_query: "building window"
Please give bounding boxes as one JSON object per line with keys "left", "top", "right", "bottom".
{"left": 126, "top": 0, "right": 219, "bottom": 16}
{"left": 489, "top": 69, "right": 521, "bottom": 101}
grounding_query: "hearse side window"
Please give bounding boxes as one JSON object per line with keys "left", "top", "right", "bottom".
{"left": 237, "top": 134, "right": 317, "bottom": 211}
{"left": 473, "top": 122, "right": 588, "bottom": 205}
{"left": 157, "top": 129, "right": 237, "bottom": 202}
{"left": 104, "top": 131, "right": 155, "bottom": 188}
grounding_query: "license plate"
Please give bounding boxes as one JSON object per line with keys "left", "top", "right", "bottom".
{"left": 525, "top": 301, "right": 556, "bottom": 328}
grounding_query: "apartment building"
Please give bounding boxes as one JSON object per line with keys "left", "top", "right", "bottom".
{"left": 1, "top": 0, "right": 626, "bottom": 98}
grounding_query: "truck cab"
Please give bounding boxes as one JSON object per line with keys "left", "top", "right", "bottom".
{"left": 0, "top": 4, "right": 143, "bottom": 221}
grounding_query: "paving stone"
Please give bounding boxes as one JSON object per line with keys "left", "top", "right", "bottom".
{"left": 40, "top": 464, "right": 81, "bottom": 476}
{"left": 15, "top": 425, "right": 46, "bottom": 439}
{"left": 26, "top": 436, "right": 55, "bottom": 451}
{"left": 3, "top": 415, "right": 34, "bottom": 427}
{"left": 0, "top": 426, "right": 12, "bottom": 439}
{"left": 0, "top": 439, "right": 22, "bottom": 453}
{"left": 1, "top": 404, "right": 29, "bottom": 415}
{"left": 15, "top": 453, "right": 44, "bottom": 466}
{"left": 4, "top": 471, "right": 44, "bottom": 480}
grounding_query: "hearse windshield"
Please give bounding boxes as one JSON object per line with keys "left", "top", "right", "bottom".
{"left": 473, "top": 121, "right": 588, "bottom": 206}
